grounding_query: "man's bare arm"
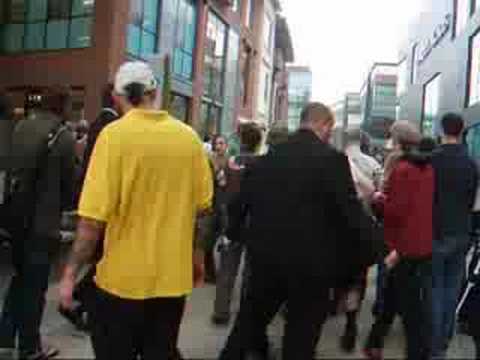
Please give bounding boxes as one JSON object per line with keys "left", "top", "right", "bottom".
{"left": 63, "top": 217, "right": 105, "bottom": 280}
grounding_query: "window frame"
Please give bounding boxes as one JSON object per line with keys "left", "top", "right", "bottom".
{"left": 411, "top": 43, "right": 418, "bottom": 84}
{"left": 171, "top": 0, "right": 197, "bottom": 82}
{"left": 467, "top": 26, "right": 480, "bottom": 107}
{"left": 421, "top": 72, "right": 441, "bottom": 136}
{"left": 454, "top": 0, "right": 472, "bottom": 38}
{"left": 0, "top": 0, "right": 95, "bottom": 54}
{"left": 203, "top": 10, "right": 228, "bottom": 102}
{"left": 126, "top": 0, "right": 160, "bottom": 59}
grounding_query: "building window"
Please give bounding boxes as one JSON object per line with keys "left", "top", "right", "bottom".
{"left": 222, "top": 29, "right": 240, "bottom": 136}
{"left": 468, "top": 29, "right": 480, "bottom": 106}
{"left": 455, "top": 0, "right": 470, "bottom": 36}
{"left": 203, "top": 11, "right": 227, "bottom": 101}
{"left": 172, "top": 0, "right": 196, "bottom": 82}
{"left": 127, "top": 0, "right": 159, "bottom": 58}
{"left": 263, "top": 13, "right": 273, "bottom": 53}
{"left": 397, "top": 58, "right": 407, "bottom": 97}
{"left": 169, "top": 93, "right": 189, "bottom": 122}
{"left": 411, "top": 43, "right": 418, "bottom": 84}
{"left": 0, "top": 0, "right": 94, "bottom": 53}
{"left": 422, "top": 74, "right": 441, "bottom": 136}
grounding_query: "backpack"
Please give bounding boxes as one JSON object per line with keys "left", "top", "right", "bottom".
{"left": 0, "top": 117, "right": 66, "bottom": 238}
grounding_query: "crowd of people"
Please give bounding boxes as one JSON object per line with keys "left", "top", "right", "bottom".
{"left": 0, "top": 60, "right": 479, "bottom": 360}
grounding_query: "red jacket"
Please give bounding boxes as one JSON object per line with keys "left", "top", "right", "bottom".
{"left": 378, "top": 159, "right": 434, "bottom": 258}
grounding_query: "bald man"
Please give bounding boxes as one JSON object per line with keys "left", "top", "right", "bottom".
{"left": 219, "top": 102, "right": 381, "bottom": 360}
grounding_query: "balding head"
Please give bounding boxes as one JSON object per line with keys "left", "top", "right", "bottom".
{"left": 300, "top": 102, "right": 335, "bottom": 142}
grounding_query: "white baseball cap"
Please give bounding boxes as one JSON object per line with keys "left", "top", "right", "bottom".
{"left": 114, "top": 61, "right": 157, "bottom": 95}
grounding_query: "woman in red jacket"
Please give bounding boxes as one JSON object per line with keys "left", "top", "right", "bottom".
{"left": 370, "top": 121, "right": 434, "bottom": 360}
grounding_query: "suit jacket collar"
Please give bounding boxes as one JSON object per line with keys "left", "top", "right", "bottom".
{"left": 293, "top": 128, "right": 324, "bottom": 145}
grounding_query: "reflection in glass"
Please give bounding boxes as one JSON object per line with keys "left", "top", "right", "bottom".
{"left": 422, "top": 74, "right": 441, "bottom": 136}
{"left": 69, "top": 17, "right": 92, "bottom": 48}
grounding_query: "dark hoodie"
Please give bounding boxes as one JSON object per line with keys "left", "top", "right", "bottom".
{"left": 379, "top": 148, "right": 434, "bottom": 258}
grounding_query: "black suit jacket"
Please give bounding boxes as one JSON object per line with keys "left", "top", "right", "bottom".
{"left": 228, "top": 129, "right": 380, "bottom": 286}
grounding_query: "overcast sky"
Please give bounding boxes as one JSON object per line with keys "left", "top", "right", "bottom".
{"left": 282, "top": 0, "right": 423, "bottom": 105}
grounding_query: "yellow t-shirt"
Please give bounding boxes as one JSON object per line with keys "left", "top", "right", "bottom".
{"left": 78, "top": 109, "right": 213, "bottom": 299}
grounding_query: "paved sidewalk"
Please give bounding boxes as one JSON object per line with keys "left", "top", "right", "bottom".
{"left": 0, "top": 255, "right": 475, "bottom": 359}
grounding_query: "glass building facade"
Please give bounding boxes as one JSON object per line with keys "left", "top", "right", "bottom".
{"left": 0, "top": 0, "right": 95, "bottom": 53}
{"left": 287, "top": 68, "right": 312, "bottom": 132}
{"left": 127, "top": 0, "right": 159, "bottom": 58}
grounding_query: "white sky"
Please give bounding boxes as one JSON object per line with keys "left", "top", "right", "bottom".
{"left": 282, "top": 0, "right": 423, "bottom": 104}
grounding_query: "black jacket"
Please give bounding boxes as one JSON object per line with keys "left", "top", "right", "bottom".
{"left": 75, "top": 108, "right": 119, "bottom": 204}
{"left": 228, "top": 129, "right": 381, "bottom": 286}
{"left": 12, "top": 111, "right": 76, "bottom": 249}
{"left": 432, "top": 144, "right": 478, "bottom": 253}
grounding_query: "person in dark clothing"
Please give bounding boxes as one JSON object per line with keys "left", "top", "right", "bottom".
{"left": 364, "top": 135, "right": 437, "bottom": 360}
{"left": 0, "top": 91, "right": 14, "bottom": 240}
{"left": 431, "top": 113, "right": 478, "bottom": 358}
{"left": 371, "top": 121, "right": 434, "bottom": 360}
{"left": 219, "top": 103, "right": 380, "bottom": 360}
{"left": 211, "top": 123, "right": 263, "bottom": 326}
{"left": 58, "top": 84, "right": 120, "bottom": 331}
{"left": 0, "top": 86, "right": 76, "bottom": 360}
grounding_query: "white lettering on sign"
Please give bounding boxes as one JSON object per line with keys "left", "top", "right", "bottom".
{"left": 418, "top": 14, "right": 452, "bottom": 64}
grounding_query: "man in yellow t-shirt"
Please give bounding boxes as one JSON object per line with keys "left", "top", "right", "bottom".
{"left": 59, "top": 62, "right": 213, "bottom": 360}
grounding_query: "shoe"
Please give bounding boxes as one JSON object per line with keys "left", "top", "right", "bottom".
{"left": 340, "top": 326, "right": 357, "bottom": 353}
{"left": 363, "top": 348, "right": 384, "bottom": 360}
{"left": 19, "top": 344, "right": 59, "bottom": 360}
{"left": 58, "top": 306, "right": 88, "bottom": 332}
{"left": 211, "top": 314, "right": 230, "bottom": 327}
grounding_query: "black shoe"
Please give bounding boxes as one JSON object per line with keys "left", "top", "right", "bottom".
{"left": 19, "top": 344, "right": 59, "bottom": 360}
{"left": 58, "top": 306, "right": 88, "bottom": 332}
{"left": 340, "top": 326, "right": 358, "bottom": 353}
{"left": 211, "top": 314, "right": 230, "bottom": 327}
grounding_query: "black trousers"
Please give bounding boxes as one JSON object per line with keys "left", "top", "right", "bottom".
{"left": 219, "top": 258, "right": 330, "bottom": 360}
{"left": 396, "top": 258, "right": 432, "bottom": 360}
{"left": 88, "top": 286, "right": 186, "bottom": 360}
{"left": 0, "top": 236, "right": 52, "bottom": 353}
{"left": 365, "top": 266, "right": 399, "bottom": 349}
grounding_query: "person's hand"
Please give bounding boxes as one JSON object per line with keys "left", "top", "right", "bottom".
{"left": 193, "top": 249, "right": 205, "bottom": 288}
{"left": 371, "top": 191, "right": 386, "bottom": 204}
{"left": 59, "top": 271, "right": 76, "bottom": 310}
{"left": 384, "top": 250, "right": 400, "bottom": 270}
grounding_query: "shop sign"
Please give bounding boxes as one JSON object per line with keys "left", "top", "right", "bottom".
{"left": 418, "top": 13, "right": 452, "bottom": 64}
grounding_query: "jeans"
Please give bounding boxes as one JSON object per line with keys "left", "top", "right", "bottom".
{"left": 431, "top": 250, "right": 467, "bottom": 357}
{"left": 396, "top": 257, "right": 432, "bottom": 360}
{"left": 0, "top": 237, "right": 52, "bottom": 353}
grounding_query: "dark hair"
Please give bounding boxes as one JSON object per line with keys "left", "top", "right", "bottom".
{"left": 212, "top": 134, "right": 226, "bottom": 148}
{"left": 419, "top": 137, "right": 437, "bottom": 153}
{"left": 267, "top": 127, "right": 290, "bottom": 147}
{"left": 239, "top": 122, "right": 263, "bottom": 153}
{"left": 102, "top": 83, "right": 115, "bottom": 109}
{"left": 0, "top": 90, "right": 12, "bottom": 120}
{"left": 124, "top": 83, "right": 146, "bottom": 106}
{"left": 441, "top": 112, "right": 464, "bottom": 137}
{"left": 300, "top": 102, "right": 333, "bottom": 125}
{"left": 41, "top": 85, "right": 72, "bottom": 120}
